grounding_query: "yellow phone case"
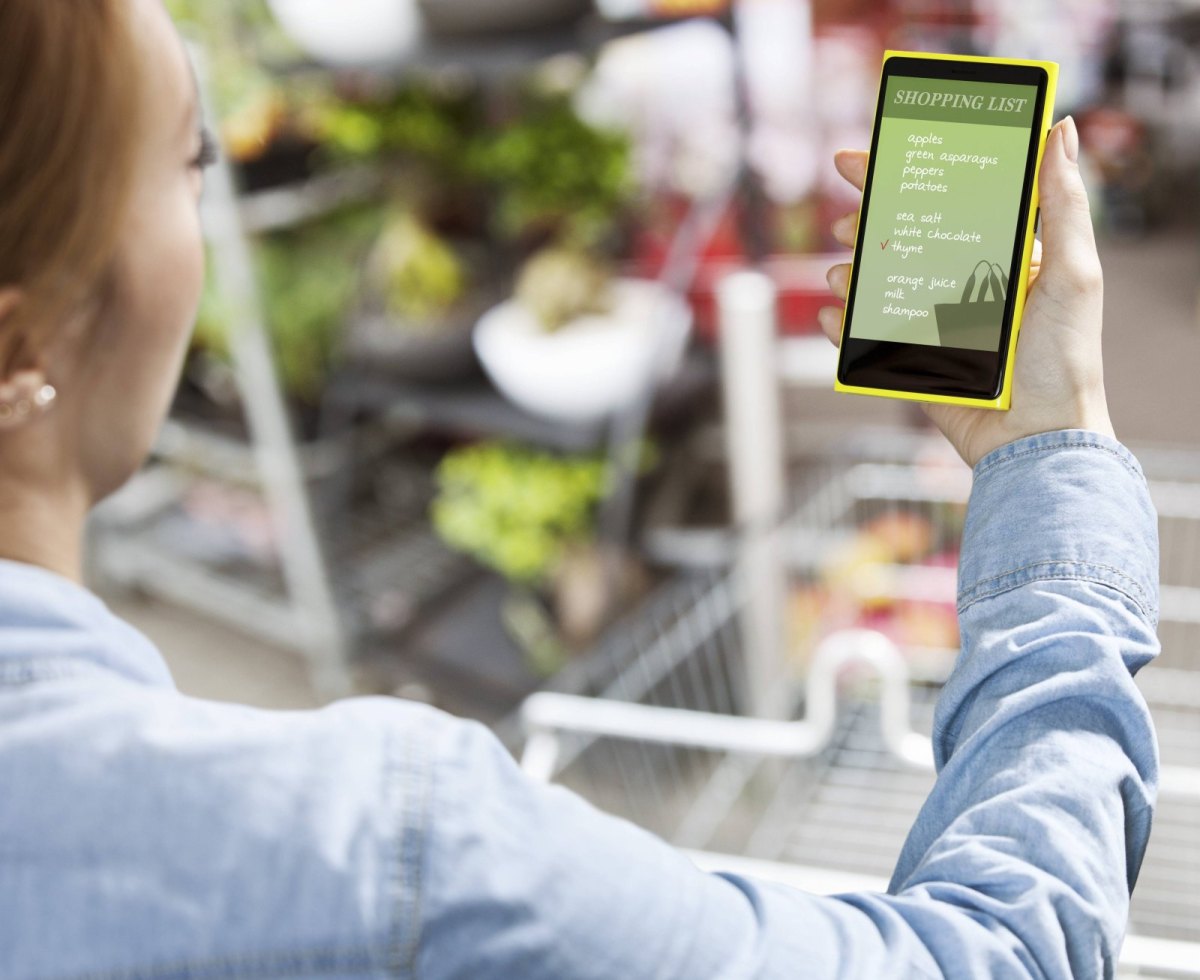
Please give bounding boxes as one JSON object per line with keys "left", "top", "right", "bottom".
{"left": 834, "top": 50, "right": 1059, "bottom": 411}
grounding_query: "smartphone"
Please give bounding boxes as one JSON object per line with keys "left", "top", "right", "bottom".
{"left": 835, "top": 51, "right": 1058, "bottom": 410}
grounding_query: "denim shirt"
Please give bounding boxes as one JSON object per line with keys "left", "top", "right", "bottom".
{"left": 0, "top": 431, "right": 1159, "bottom": 980}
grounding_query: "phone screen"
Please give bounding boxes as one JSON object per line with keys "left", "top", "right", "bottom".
{"left": 838, "top": 57, "right": 1048, "bottom": 400}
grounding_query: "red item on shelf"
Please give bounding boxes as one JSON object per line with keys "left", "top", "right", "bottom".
{"left": 632, "top": 194, "right": 846, "bottom": 342}
{"left": 649, "top": 0, "right": 731, "bottom": 16}
{"left": 689, "top": 253, "right": 845, "bottom": 341}
{"left": 632, "top": 194, "right": 744, "bottom": 275}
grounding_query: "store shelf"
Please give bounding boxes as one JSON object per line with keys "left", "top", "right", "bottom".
{"left": 152, "top": 417, "right": 349, "bottom": 486}
{"left": 236, "top": 164, "right": 389, "bottom": 235}
{"left": 329, "top": 372, "right": 607, "bottom": 453}
{"left": 156, "top": 17, "right": 859, "bottom": 700}
{"left": 270, "top": 20, "right": 601, "bottom": 83}
{"left": 324, "top": 346, "right": 718, "bottom": 455}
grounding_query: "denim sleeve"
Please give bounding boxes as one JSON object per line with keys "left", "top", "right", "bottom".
{"left": 416, "top": 430, "right": 1159, "bottom": 980}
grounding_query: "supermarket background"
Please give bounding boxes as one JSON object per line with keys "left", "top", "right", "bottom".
{"left": 93, "top": 1, "right": 1199, "bottom": 974}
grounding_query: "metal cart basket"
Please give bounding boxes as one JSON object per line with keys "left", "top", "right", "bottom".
{"left": 519, "top": 434, "right": 1200, "bottom": 980}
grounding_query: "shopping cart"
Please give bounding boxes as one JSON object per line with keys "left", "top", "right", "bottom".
{"left": 518, "top": 433, "right": 1200, "bottom": 980}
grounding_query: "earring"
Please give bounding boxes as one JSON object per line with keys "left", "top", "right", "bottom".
{"left": 0, "top": 377, "right": 56, "bottom": 426}
{"left": 32, "top": 384, "right": 56, "bottom": 409}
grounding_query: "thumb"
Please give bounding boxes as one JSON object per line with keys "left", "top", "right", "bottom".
{"left": 1036, "top": 117, "right": 1101, "bottom": 284}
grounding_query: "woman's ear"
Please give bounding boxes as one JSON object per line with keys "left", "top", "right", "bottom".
{"left": 0, "top": 289, "right": 58, "bottom": 429}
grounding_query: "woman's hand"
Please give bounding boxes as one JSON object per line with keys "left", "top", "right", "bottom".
{"left": 819, "top": 117, "right": 1115, "bottom": 468}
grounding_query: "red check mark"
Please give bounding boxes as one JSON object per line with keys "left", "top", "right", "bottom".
{"left": 881, "top": 239, "right": 890, "bottom": 250}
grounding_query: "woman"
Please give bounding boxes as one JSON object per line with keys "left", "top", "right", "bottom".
{"left": 0, "top": 2, "right": 1158, "bottom": 978}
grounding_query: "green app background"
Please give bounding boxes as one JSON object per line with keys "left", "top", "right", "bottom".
{"left": 849, "top": 76, "right": 1038, "bottom": 351}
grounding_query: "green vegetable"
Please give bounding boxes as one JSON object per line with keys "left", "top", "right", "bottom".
{"left": 514, "top": 245, "right": 612, "bottom": 333}
{"left": 466, "top": 93, "right": 631, "bottom": 245}
{"left": 313, "top": 82, "right": 479, "bottom": 172}
{"left": 371, "top": 210, "right": 465, "bottom": 327}
{"left": 431, "top": 443, "right": 611, "bottom": 585}
{"left": 255, "top": 209, "right": 379, "bottom": 399}
{"left": 191, "top": 209, "right": 380, "bottom": 401}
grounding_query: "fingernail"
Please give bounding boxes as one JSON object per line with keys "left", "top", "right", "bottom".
{"left": 1061, "top": 116, "right": 1079, "bottom": 163}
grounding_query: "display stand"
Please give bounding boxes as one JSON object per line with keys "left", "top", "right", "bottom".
{"left": 90, "top": 27, "right": 728, "bottom": 703}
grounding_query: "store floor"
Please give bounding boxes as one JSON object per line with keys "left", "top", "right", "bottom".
{"left": 105, "top": 228, "right": 1200, "bottom": 709}
{"left": 104, "top": 588, "right": 323, "bottom": 708}
{"left": 1100, "top": 230, "right": 1200, "bottom": 446}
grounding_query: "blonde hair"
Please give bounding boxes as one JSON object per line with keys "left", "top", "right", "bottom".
{"left": 0, "top": 0, "right": 143, "bottom": 358}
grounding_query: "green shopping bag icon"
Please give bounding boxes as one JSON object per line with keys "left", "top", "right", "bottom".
{"left": 934, "top": 260, "right": 1010, "bottom": 351}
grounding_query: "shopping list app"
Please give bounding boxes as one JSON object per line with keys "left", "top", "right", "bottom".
{"left": 850, "top": 75, "right": 1038, "bottom": 352}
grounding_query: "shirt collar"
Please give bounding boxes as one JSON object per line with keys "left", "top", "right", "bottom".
{"left": 0, "top": 558, "right": 175, "bottom": 689}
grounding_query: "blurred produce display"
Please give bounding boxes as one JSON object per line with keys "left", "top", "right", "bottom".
{"left": 256, "top": 212, "right": 382, "bottom": 399}
{"left": 431, "top": 440, "right": 656, "bottom": 671}
{"left": 431, "top": 442, "right": 611, "bottom": 585}
{"left": 313, "top": 76, "right": 632, "bottom": 242}
{"left": 369, "top": 209, "right": 466, "bottom": 326}
{"left": 514, "top": 246, "right": 614, "bottom": 332}
{"left": 171, "top": 0, "right": 638, "bottom": 411}
{"left": 156, "top": 0, "right": 1200, "bottom": 728}
{"left": 475, "top": 276, "right": 691, "bottom": 423}
{"left": 313, "top": 79, "right": 478, "bottom": 176}
{"left": 788, "top": 508, "right": 964, "bottom": 682}
{"left": 466, "top": 90, "right": 632, "bottom": 247}
{"left": 190, "top": 208, "right": 382, "bottom": 402}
